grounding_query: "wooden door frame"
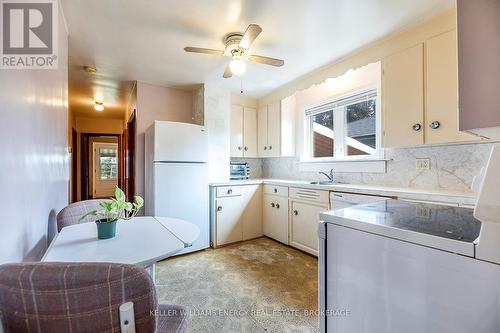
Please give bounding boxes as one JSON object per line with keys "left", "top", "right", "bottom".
{"left": 123, "top": 109, "right": 137, "bottom": 201}
{"left": 71, "top": 128, "right": 78, "bottom": 203}
{"left": 80, "top": 133, "right": 122, "bottom": 201}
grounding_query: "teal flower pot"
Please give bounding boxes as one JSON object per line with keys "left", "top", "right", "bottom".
{"left": 95, "top": 219, "right": 117, "bottom": 239}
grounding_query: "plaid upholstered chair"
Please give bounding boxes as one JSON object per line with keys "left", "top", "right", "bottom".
{"left": 0, "top": 262, "right": 188, "bottom": 333}
{"left": 57, "top": 199, "right": 110, "bottom": 232}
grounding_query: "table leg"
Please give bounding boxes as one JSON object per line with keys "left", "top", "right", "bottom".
{"left": 146, "top": 263, "right": 156, "bottom": 283}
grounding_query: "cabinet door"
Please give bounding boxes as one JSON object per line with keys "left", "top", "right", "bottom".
{"left": 383, "top": 44, "right": 424, "bottom": 147}
{"left": 426, "top": 30, "right": 479, "bottom": 144}
{"left": 243, "top": 107, "right": 258, "bottom": 157}
{"left": 215, "top": 196, "right": 243, "bottom": 246}
{"left": 290, "top": 200, "right": 328, "bottom": 256}
{"left": 257, "top": 106, "right": 268, "bottom": 157}
{"left": 242, "top": 185, "right": 263, "bottom": 240}
{"left": 230, "top": 105, "right": 244, "bottom": 157}
{"left": 263, "top": 194, "right": 289, "bottom": 244}
{"left": 267, "top": 102, "right": 281, "bottom": 157}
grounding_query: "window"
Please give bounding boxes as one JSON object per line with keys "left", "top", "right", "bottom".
{"left": 306, "top": 89, "right": 381, "bottom": 160}
{"left": 99, "top": 147, "right": 118, "bottom": 180}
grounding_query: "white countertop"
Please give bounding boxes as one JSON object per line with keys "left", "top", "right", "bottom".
{"left": 210, "top": 179, "right": 477, "bottom": 206}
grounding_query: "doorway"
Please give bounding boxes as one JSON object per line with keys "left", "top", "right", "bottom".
{"left": 92, "top": 141, "right": 119, "bottom": 198}
{"left": 80, "top": 134, "right": 122, "bottom": 201}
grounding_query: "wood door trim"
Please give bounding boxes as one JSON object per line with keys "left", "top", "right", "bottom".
{"left": 80, "top": 133, "right": 121, "bottom": 201}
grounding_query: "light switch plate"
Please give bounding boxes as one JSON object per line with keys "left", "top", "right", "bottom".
{"left": 416, "top": 158, "right": 431, "bottom": 170}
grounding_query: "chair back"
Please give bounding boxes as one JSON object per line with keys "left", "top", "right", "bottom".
{"left": 0, "top": 262, "right": 158, "bottom": 333}
{"left": 57, "top": 199, "right": 110, "bottom": 232}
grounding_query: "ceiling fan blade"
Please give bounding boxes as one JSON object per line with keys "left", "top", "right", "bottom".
{"left": 248, "top": 55, "right": 284, "bottom": 67}
{"left": 239, "top": 24, "right": 262, "bottom": 49}
{"left": 184, "top": 47, "right": 224, "bottom": 56}
{"left": 223, "top": 66, "right": 233, "bottom": 78}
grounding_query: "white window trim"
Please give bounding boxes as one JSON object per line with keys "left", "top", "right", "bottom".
{"left": 302, "top": 85, "right": 385, "bottom": 163}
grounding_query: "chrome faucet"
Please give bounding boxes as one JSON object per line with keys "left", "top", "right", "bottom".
{"left": 319, "top": 169, "right": 335, "bottom": 182}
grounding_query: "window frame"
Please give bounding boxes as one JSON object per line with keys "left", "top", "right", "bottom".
{"left": 303, "top": 86, "right": 383, "bottom": 162}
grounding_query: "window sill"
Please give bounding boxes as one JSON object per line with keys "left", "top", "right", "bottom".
{"left": 299, "top": 158, "right": 388, "bottom": 173}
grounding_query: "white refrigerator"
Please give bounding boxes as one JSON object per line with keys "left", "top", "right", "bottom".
{"left": 145, "top": 121, "right": 209, "bottom": 255}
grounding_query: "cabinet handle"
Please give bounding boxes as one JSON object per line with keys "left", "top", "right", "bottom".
{"left": 293, "top": 210, "right": 298, "bottom": 216}
{"left": 271, "top": 202, "right": 275, "bottom": 208}
{"left": 264, "top": 146, "right": 267, "bottom": 150}
{"left": 429, "top": 121, "right": 440, "bottom": 129}
{"left": 244, "top": 146, "right": 248, "bottom": 151}
{"left": 237, "top": 146, "right": 242, "bottom": 150}
{"left": 217, "top": 206, "right": 223, "bottom": 212}
{"left": 227, "top": 189, "right": 232, "bottom": 194}
{"left": 276, "top": 203, "right": 280, "bottom": 209}
{"left": 269, "top": 145, "right": 273, "bottom": 150}
{"left": 412, "top": 123, "right": 422, "bottom": 131}
{"left": 274, "top": 188, "right": 278, "bottom": 193}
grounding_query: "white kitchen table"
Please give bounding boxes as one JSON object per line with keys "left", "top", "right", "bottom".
{"left": 42, "top": 216, "right": 200, "bottom": 280}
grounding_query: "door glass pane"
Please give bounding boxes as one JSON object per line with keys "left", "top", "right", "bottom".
{"left": 99, "top": 147, "right": 118, "bottom": 180}
{"left": 345, "top": 99, "right": 376, "bottom": 156}
{"left": 312, "top": 110, "right": 334, "bottom": 158}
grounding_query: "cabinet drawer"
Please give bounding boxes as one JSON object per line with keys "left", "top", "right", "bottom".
{"left": 264, "top": 184, "right": 288, "bottom": 197}
{"left": 216, "top": 186, "right": 244, "bottom": 197}
{"left": 290, "top": 187, "right": 329, "bottom": 204}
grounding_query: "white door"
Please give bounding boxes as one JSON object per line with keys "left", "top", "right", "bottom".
{"left": 290, "top": 200, "right": 328, "bottom": 256}
{"left": 382, "top": 44, "right": 424, "bottom": 147}
{"left": 215, "top": 196, "right": 244, "bottom": 246}
{"left": 267, "top": 102, "right": 281, "bottom": 157}
{"left": 243, "top": 107, "right": 258, "bottom": 157}
{"left": 152, "top": 121, "right": 208, "bottom": 162}
{"left": 230, "top": 105, "right": 244, "bottom": 157}
{"left": 152, "top": 163, "right": 209, "bottom": 254}
{"left": 257, "top": 105, "right": 268, "bottom": 157}
{"left": 263, "top": 194, "right": 289, "bottom": 244}
{"left": 241, "top": 184, "right": 262, "bottom": 240}
{"left": 425, "top": 30, "right": 479, "bottom": 144}
{"left": 93, "top": 142, "right": 118, "bottom": 198}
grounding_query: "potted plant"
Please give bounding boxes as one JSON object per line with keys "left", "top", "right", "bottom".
{"left": 81, "top": 187, "right": 144, "bottom": 239}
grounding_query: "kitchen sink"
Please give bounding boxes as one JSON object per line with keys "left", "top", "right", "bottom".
{"left": 309, "top": 181, "right": 343, "bottom": 185}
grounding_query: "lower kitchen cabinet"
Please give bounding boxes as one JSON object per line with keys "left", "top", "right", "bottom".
{"left": 290, "top": 201, "right": 329, "bottom": 256}
{"left": 213, "top": 184, "right": 263, "bottom": 247}
{"left": 215, "top": 196, "right": 244, "bottom": 246}
{"left": 263, "top": 194, "right": 289, "bottom": 244}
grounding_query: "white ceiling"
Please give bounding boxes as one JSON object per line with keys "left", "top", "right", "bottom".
{"left": 63, "top": 0, "right": 454, "bottom": 118}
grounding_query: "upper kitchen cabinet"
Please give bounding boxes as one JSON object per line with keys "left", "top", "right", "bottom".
{"left": 258, "top": 97, "right": 296, "bottom": 158}
{"left": 457, "top": 0, "right": 500, "bottom": 140}
{"left": 383, "top": 30, "right": 481, "bottom": 148}
{"left": 426, "top": 30, "right": 478, "bottom": 144}
{"left": 230, "top": 105, "right": 258, "bottom": 158}
{"left": 382, "top": 44, "right": 424, "bottom": 147}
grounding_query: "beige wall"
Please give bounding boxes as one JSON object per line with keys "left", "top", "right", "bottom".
{"left": 259, "top": 9, "right": 456, "bottom": 106}
{"left": 231, "top": 93, "right": 258, "bottom": 108}
{"left": 75, "top": 117, "right": 124, "bottom": 201}
{"left": 0, "top": 5, "right": 69, "bottom": 264}
{"left": 133, "top": 81, "right": 197, "bottom": 198}
{"left": 75, "top": 117, "right": 124, "bottom": 134}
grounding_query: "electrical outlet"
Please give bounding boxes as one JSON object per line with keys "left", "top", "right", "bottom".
{"left": 416, "top": 158, "right": 431, "bottom": 170}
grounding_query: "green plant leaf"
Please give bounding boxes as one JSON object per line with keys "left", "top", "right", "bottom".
{"left": 134, "top": 196, "right": 144, "bottom": 208}
{"left": 80, "top": 210, "right": 98, "bottom": 221}
{"left": 115, "top": 186, "right": 126, "bottom": 202}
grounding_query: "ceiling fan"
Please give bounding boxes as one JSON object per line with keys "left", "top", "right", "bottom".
{"left": 184, "top": 24, "right": 284, "bottom": 78}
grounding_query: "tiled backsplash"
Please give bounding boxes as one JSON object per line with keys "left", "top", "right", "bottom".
{"left": 261, "top": 142, "right": 495, "bottom": 193}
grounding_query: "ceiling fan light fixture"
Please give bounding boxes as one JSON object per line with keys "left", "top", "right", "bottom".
{"left": 229, "top": 58, "right": 246, "bottom": 75}
{"left": 94, "top": 101, "right": 104, "bottom": 111}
